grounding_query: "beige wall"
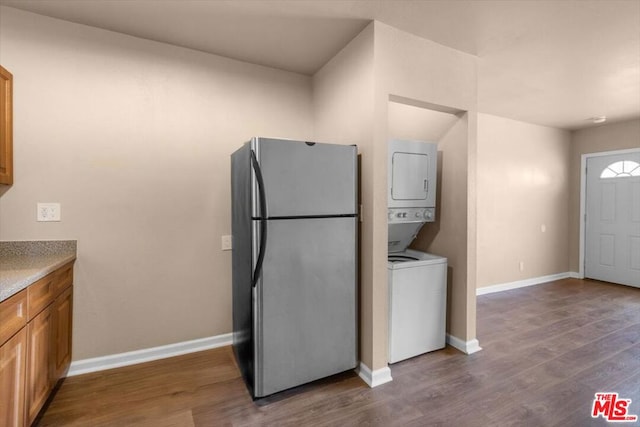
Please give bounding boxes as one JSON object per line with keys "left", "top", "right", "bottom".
{"left": 387, "top": 102, "right": 459, "bottom": 142}
{"left": 375, "top": 22, "right": 478, "bottom": 346}
{"left": 569, "top": 118, "right": 640, "bottom": 272}
{"left": 0, "top": 8, "right": 487, "bottom": 369}
{"left": 0, "top": 7, "right": 314, "bottom": 360}
{"left": 312, "top": 23, "right": 376, "bottom": 367}
{"left": 476, "top": 114, "right": 571, "bottom": 288}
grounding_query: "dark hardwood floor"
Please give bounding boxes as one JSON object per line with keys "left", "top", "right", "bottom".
{"left": 37, "top": 279, "right": 640, "bottom": 426}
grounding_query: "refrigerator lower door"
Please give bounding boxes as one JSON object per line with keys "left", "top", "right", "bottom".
{"left": 253, "top": 216, "right": 357, "bottom": 397}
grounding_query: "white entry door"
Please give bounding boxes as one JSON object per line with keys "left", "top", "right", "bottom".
{"left": 585, "top": 151, "right": 640, "bottom": 287}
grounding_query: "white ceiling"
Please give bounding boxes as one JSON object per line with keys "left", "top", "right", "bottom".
{"left": 1, "top": 0, "right": 639, "bottom": 130}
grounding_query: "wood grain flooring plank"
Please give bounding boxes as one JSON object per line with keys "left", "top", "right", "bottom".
{"left": 484, "top": 330, "right": 640, "bottom": 425}
{"left": 487, "top": 377, "right": 596, "bottom": 427}
{"left": 576, "top": 343, "right": 640, "bottom": 389}
{"left": 479, "top": 294, "right": 639, "bottom": 346}
{"left": 551, "top": 371, "right": 640, "bottom": 427}
{"left": 35, "top": 279, "right": 640, "bottom": 427}
{"left": 192, "top": 373, "right": 367, "bottom": 426}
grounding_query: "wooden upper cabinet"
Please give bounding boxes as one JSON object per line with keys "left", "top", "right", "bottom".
{"left": 0, "top": 65, "right": 13, "bottom": 186}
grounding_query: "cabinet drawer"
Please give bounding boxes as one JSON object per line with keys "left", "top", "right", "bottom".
{"left": 0, "top": 288, "right": 27, "bottom": 346}
{"left": 52, "top": 262, "right": 74, "bottom": 295}
{"left": 27, "top": 274, "right": 56, "bottom": 321}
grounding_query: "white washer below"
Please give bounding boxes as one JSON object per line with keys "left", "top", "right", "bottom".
{"left": 388, "top": 249, "right": 447, "bottom": 364}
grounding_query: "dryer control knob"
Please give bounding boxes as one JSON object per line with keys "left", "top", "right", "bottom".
{"left": 388, "top": 210, "right": 394, "bottom": 220}
{"left": 424, "top": 210, "right": 433, "bottom": 219}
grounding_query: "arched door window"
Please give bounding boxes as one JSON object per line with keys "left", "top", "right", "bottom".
{"left": 600, "top": 160, "right": 640, "bottom": 178}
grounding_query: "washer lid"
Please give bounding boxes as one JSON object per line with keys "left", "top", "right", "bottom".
{"left": 388, "top": 222, "right": 425, "bottom": 253}
{"left": 388, "top": 249, "right": 448, "bottom": 269}
{"left": 388, "top": 254, "right": 421, "bottom": 262}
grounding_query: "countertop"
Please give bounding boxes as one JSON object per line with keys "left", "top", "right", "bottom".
{"left": 0, "top": 240, "right": 77, "bottom": 303}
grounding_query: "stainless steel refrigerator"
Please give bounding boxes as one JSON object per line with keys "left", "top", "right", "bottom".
{"left": 231, "top": 137, "right": 358, "bottom": 398}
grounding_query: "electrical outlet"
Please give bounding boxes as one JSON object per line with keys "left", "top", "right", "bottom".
{"left": 37, "top": 203, "right": 61, "bottom": 222}
{"left": 221, "top": 235, "right": 232, "bottom": 251}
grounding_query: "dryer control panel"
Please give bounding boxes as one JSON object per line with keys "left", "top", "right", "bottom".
{"left": 388, "top": 207, "right": 435, "bottom": 223}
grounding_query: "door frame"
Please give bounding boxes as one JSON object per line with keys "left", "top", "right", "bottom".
{"left": 579, "top": 147, "right": 640, "bottom": 279}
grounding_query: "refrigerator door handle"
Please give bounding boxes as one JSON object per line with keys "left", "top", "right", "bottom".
{"left": 251, "top": 149, "right": 267, "bottom": 288}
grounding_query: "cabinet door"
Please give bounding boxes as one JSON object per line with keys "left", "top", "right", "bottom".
{"left": 0, "top": 65, "right": 13, "bottom": 186}
{"left": 25, "top": 306, "right": 53, "bottom": 425}
{"left": 0, "top": 328, "right": 27, "bottom": 427}
{"left": 52, "top": 287, "right": 73, "bottom": 380}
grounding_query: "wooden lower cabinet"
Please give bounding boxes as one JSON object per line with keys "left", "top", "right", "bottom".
{"left": 52, "top": 287, "right": 73, "bottom": 380}
{"left": 0, "top": 328, "right": 27, "bottom": 427}
{"left": 0, "top": 261, "right": 74, "bottom": 427}
{"left": 25, "top": 306, "right": 53, "bottom": 426}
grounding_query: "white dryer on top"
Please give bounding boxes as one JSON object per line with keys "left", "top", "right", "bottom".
{"left": 388, "top": 139, "right": 438, "bottom": 215}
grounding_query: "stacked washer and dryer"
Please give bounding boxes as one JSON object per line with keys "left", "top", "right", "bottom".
{"left": 387, "top": 139, "right": 448, "bottom": 364}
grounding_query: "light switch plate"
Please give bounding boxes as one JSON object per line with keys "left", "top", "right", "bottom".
{"left": 37, "top": 203, "right": 61, "bottom": 222}
{"left": 221, "top": 235, "right": 232, "bottom": 251}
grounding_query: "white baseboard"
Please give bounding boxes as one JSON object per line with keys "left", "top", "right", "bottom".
{"left": 68, "top": 333, "right": 233, "bottom": 377}
{"left": 476, "top": 272, "right": 571, "bottom": 296}
{"left": 446, "top": 334, "right": 482, "bottom": 354}
{"left": 356, "top": 361, "right": 393, "bottom": 388}
{"left": 569, "top": 271, "right": 582, "bottom": 279}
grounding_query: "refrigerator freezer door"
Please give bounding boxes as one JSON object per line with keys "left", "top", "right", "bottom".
{"left": 253, "top": 138, "right": 357, "bottom": 218}
{"left": 253, "top": 216, "right": 357, "bottom": 397}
